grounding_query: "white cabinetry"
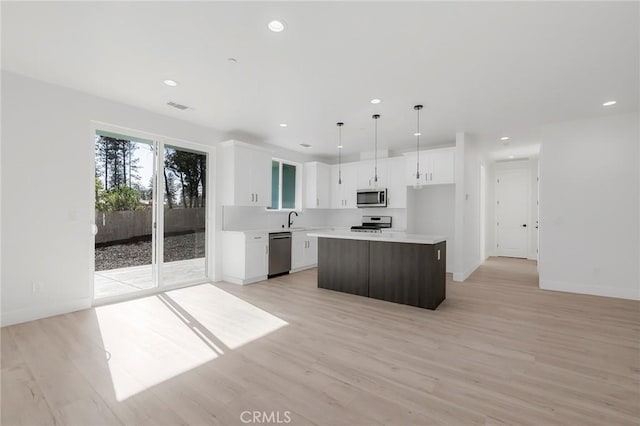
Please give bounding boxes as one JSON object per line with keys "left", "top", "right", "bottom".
{"left": 219, "top": 140, "right": 272, "bottom": 207}
{"left": 385, "top": 157, "right": 407, "bottom": 208}
{"left": 222, "top": 231, "right": 269, "bottom": 284}
{"left": 291, "top": 231, "right": 318, "bottom": 271}
{"left": 404, "top": 147, "right": 455, "bottom": 186}
{"left": 304, "top": 162, "right": 331, "bottom": 209}
{"left": 330, "top": 163, "right": 357, "bottom": 209}
{"left": 357, "top": 159, "right": 389, "bottom": 189}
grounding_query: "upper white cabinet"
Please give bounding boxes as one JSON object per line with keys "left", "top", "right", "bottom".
{"left": 330, "top": 163, "right": 357, "bottom": 209}
{"left": 304, "top": 162, "right": 331, "bottom": 209}
{"left": 385, "top": 157, "right": 407, "bottom": 208}
{"left": 356, "top": 159, "right": 388, "bottom": 189}
{"left": 404, "top": 147, "right": 455, "bottom": 186}
{"left": 219, "top": 140, "right": 272, "bottom": 207}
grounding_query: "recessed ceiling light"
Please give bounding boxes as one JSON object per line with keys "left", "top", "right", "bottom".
{"left": 300, "top": 143, "right": 311, "bottom": 148}
{"left": 508, "top": 155, "right": 515, "bottom": 159}
{"left": 268, "top": 20, "right": 285, "bottom": 32}
{"left": 500, "top": 136, "right": 509, "bottom": 141}
{"left": 338, "top": 145, "right": 343, "bottom": 149}
{"left": 414, "top": 132, "right": 422, "bottom": 136}
{"left": 163, "top": 79, "right": 178, "bottom": 87}
{"left": 602, "top": 100, "right": 617, "bottom": 106}
{"left": 370, "top": 99, "right": 381, "bottom": 104}
{"left": 279, "top": 123, "right": 288, "bottom": 127}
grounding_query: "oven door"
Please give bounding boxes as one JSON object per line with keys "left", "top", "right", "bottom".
{"left": 357, "top": 189, "right": 387, "bottom": 208}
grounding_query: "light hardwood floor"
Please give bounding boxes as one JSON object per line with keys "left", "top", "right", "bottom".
{"left": 2, "top": 257, "right": 639, "bottom": 425}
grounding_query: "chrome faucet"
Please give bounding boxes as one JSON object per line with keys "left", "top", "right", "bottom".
{"left": 288, "top": 211, "right": 299, "bottom": 228}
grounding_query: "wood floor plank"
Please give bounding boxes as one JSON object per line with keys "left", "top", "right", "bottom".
{"left": 1, "top": 257, "right": 638, "bottom": 425}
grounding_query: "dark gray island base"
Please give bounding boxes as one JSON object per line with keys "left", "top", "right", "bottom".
{"left": 316, "top": 237, "right": 446, "bottom": 310}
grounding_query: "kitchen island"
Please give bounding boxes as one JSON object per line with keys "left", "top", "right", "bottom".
{"left": 307, "top": 231, "right": 447, "bottom": 310}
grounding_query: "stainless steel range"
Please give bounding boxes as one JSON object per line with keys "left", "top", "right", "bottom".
{"left": 350, "top": 216, "right": 392, "bottom": 233}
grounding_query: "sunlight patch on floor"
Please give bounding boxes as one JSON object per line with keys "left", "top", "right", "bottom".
{"left": 94, "top": 284, "right": 288, "bottom": 401}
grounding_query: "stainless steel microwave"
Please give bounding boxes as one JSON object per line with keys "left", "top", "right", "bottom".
{"left": 357, "top": 188, "right": 387, "bottom": 208}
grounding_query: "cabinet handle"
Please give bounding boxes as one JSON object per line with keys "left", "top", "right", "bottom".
{"left": 316, "top": 198, "right": 319, "bottom": 207}
{"left": 256, "top": 193, "right": 258, "bottom": 203}
{"left": 251, "top": 193, "right": 254, "bottom": 202}
{"left": 430, "top": 172, "right": 433, "bottom": 181}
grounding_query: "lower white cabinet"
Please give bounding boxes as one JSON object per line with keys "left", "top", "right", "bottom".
{"left": 222, "top": 231, "right": 269, "bottom": 285}
{"left": 291, "top": 231, "right": 318, "bottom": 271}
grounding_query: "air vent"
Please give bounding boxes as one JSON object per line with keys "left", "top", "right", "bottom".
{"left": 167, "top": 101, "right": 189, "bottom": 110}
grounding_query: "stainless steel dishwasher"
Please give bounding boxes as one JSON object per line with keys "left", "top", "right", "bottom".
{"left": 268, "top": 232, "right": 292, "bottom": 278}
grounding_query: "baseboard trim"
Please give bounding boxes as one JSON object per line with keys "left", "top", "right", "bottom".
{"left": 1, "top": 297, "right": 92, "bottom": 327}
{"left": 222, "top": 275, "right": 268, "bottom": 285}
{"left": 539, "top": 279, "right": 640, "bottom": 301}
{"left": 453, "top": 261, "right": 481, "bottom": 282}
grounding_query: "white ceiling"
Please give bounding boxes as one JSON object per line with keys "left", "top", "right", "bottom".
{"left": 2, "top": 2, "right": 638, "bottom": 160}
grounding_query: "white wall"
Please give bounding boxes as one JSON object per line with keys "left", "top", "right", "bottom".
{"left": 539, "top": 112, "right": 639, "bottom": 300}
{"left": 460, "top": 135, "right": 483, "bottom": 280}
{"left": 0, "top": 71, "right": 227, "bottom": 325}
{"left": 406, "top": 186, "right": 455, "bottom": 272}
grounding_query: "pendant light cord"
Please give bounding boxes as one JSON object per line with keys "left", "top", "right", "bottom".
{"left": 337, "top": 122, "right": 344, "bottom": 185}
{"left": 373, "top": 114, "right": 380, "bottom": 183}
{"left": 414, "top": 105, "right": 423, "bottom": 180}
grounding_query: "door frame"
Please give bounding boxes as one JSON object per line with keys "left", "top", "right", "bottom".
{"left": 89, "top": 121, "right": 214, "bottom": 305}
{"left": 494, "top": 165, "right": 531, "bottom": 258}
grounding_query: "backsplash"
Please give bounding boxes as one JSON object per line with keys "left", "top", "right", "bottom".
{"left": 222, "top": 206, "right": 407, "bottom": 231}
{"left": 222, "top": 206, "right": 332, "bottom": 231}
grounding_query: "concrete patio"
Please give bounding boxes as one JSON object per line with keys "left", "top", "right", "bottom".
{"left": 94, "top": 258, "right": 207, "bottom": 299}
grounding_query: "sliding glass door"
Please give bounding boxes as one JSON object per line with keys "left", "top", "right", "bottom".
{"left": 94, "top": 131, "right": 157, "bottom": 299}
{"left": 161, "top": 145, "right": 207, "bottom": 286}
{"left": 93, "top": 130, "right": 208, "bottom": 302}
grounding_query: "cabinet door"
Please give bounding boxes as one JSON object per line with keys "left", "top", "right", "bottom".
{"left": 291, "top": 232, "right": 306, "bottom": 269}
{"left": 245, "top": 239, "right": 268, "bottom": 279}
{"left": 386, "top": 157, "right": 407, "bottom": 208}
{"left": 405, "top": 152, "right": 428, "bottom": 186}
{"left": 357, "top": 160, "right": 374, "bottom": 189}
{"left": 357, "top": 160, "right": 388, "bottom": 189}
{"left": 330, "top": 166, "right": 343, "bottom": 209}
{"left": 252, "top": 149, "right": 272, "bottom": 206}
{"left": 342, "top": 164, "right": 358, "bottom": 208}
{"left": 233, "top": 145, "right": 256, "bottom": 205}
{"left": 430, "top": 149, "right": 455, "bottom": 184}
{"left": 316, "top": 164, "right": 331, "bottom": 208}
{"left": 304, "top": 235, "right": 318, "bottom": 266}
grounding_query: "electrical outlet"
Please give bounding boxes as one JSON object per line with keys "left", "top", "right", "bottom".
{"left": 32, "top": 281, "right": 42, "bottom": 295}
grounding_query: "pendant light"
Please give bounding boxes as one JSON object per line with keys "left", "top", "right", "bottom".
{"left": 413, "top": 105, "right": 424, "bottom": 189}
{"left": 372, "top": 114, "right": 380, "bottom": 187}
{"left": 337, "top": 122, "right": 344, "bottom": 184}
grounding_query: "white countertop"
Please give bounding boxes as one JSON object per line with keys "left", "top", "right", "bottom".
{"left": 222, "top": 226, "right": 336, "bottom": 234}
{"left": 307, "top": 230, "right": 446, "bottom": 245}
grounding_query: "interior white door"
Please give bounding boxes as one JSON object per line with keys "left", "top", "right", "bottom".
{"left": 495, "top": 168, "right": 529, "bottom": 258}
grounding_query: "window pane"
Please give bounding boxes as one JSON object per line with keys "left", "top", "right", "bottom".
{"left": 282, "top": 163, "right": 296, "bottom": 209}
{"left": 270, "top": 160, "right": 279, "bottom": 209}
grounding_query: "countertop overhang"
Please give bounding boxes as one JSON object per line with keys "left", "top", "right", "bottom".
{"left": 308, "top": 230, "right": 446, "bottom": 245}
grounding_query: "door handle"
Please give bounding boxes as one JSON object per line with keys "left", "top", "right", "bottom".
{"left": 521, "top": 224, "right": 527, "bottom": 227}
